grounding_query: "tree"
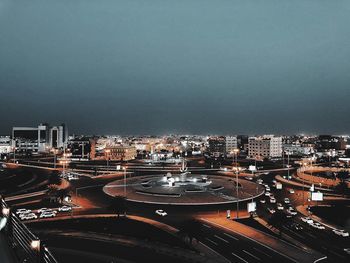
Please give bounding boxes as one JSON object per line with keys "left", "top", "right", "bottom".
{"left": 179, "top": 219, "right": 202, "bottom": 244}
{"left": 110, "top": 195, "right": 127, "bottom": 218}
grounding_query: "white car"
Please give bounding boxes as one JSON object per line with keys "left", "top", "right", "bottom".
{"left": 287, "top": 207, "right": 297, "bottom": 216}
{"left": 267, "top": 208, "right": 276, "bottom": 214}
{"left": 269, "top": 197, "right": 276, "bottom": 203}
{"left": 37, "top": 208, "right": 50, "bottom": 213}
{"left": 276, "top": 203, "right": 284, "bottom": 210}
{"left": 260, "top": 199, "right": 266, "bottom": 204}
{"left": 20, "top": 213, "right": 37, "bottom": 220}
{"left": 265, "top": 186, "right": 270, "bottom": 192}
{"left": 301, "top": 217, "right": 313, "bottom": 224}
{"left": 284, "top": 198, "right": 290, "bottom": 204}
{"left": 40, "top": 212, "right": 56, "bottom": 218}
{"left": 310, "top": 222, "right": 325, "bottom": 230}
{"left": 265, "top": 191, "right": 271, "bottom": 197}
{"left": 288, "top": 189, "right": 295, "bottom": 194}
{"left": 333, "top": 229, "right": 349, "bottom": 237}
{"left": 155, "top": 210, "right": 167, "bottom": 217}
{"left": 344, "top": 248, "right": 350, "bottom": 255}
{"left": 16, "top": 209, "right": 31, "bottom": 215}
{"left": 257, "top": 179, "right": 263, "bottom": 184}
{"left": 58, "top": 206, "right": 72, "bottom": 212}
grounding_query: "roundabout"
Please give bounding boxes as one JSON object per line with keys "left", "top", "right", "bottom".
{"left": 103, "top": 169, "right": 265, "bottom": 205}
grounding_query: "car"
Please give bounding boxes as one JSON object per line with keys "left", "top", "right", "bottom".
{"left": 267, "top": 207, "right": 276, "bottom": 214}
{"left": 310, "top": 222, "right": 325, "bottom": 230}
{"left": 58, "top": 206, "right": 72, "bottom": 212}
{"left": 288, "top": 189, "right": 295, "bottom": 194}
{"left": 246, "top": 177, "right": 253, "bottom": 181}
{"left": 269, "top": 197, "right": 276, "bottom": 203}
{"left": 284, "top": 198, "right": 290, "bottom": 204}
{"left": 20, "top": 213, "right": 37, "bottom": 221}
{"left": 265, "top": 191, "right": 271, "bottom": 196}
{"left": 257, "top": 179, "right": 263, "bottom": 184}
{"left": 289, "top": 223, "right": 303, "bottom": 231}
{"left": 301, "top": 217, "right": 313, "bottom": 224}
{"left": 332, "top": 229, "right": 349, "bottom": 237}
{"left": 272, "top": 179, "right": 277, "bottom": 184}
{"left": 155, "top": 210, "right": 167, "bottom": 216}
{"left": 260, "top": 199, "right": 266, "bottom": 204}
{"left": 16, "top": 209, "right": 31, "bottom": 215}
{"left": 37, "top": 208, "right": 50, "bottom": 213}
{"left": 39, "top": 212, "right": 56, "bottom": 218}
{"left": 344, "top": 248, "right": 350, "bottom": 255}
{"left": 286, "top": 207, "right": 297, "bottom": 216}
{"left": 276, "top": 203, "right": 284, "bottom": 210}
{"left": 265, "top": 186, "right": 270, "bottom": 192}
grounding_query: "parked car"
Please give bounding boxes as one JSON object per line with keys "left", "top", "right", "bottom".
{"left": 288, "top": 189, "right": 295, "bottom": 194}
{"left": 39, "top": 212, "right": 56, "bottom": 218}
{"left": 20, "top": 213, "right": 37, "bottom": 221}
{"left": 16, "top": 209, "right": 31, "bottom": 215}
{"left": 155, "top": 210, "right": 167, "bottom": 217}
{"left": 257, "top": 179, "right": 263, "bottom": 184}
{"left": 265, "top": 191, "right": 271, "bottom": 196}
{"left": 332, "top": 229, "right": 349, "bottom": 237}
{"left": 269, "top": 197, "right": 276, "bottom": 203}
{"left": 58, "top": 206, "right": 72, "bottom": 212}
{"left": 284, "top": 198, "right": 290, "bottom": 204}
{"left": 260, "top": 199, "right": 266, "bottom": 204}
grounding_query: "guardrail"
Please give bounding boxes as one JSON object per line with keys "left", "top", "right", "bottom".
{"left": 1, "top": 197, "right": 58, "bottom": 263}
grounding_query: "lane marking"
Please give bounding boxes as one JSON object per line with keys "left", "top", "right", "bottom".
{"left": 205, "top": 238, "right": 218, "bottom": 246}
{"left": 214, "top": 234, "right": 229, "bottom": 243}
{"left": 253, "top": 247, "right": 272, "bottom": 258}
{"left": 243, "top": 250, "right": 261, "bottom": 261}
{"left": 223, "top": 232, "right": 239, "bottom": 241}
{"left": 203, "top": 224, "right": 212, "bottom": 229}
{"left": 231, "top": 252, "right": 249, "bottom": 263}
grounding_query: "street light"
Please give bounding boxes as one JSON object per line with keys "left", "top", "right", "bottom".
{"left": 105, "top": 149, "right": 111, "bottom": 169}
{"left": 231, "top": 148, "right": 240, "bottom": 219}
{"left": 123, "top": 166, "right": 127, "bottom": 197}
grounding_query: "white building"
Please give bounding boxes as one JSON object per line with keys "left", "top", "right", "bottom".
{"left": 12, "top": 123, "right": 68, "bottom": 152}
{"left": 248, "top": 135, "right": 282, "bottom": 159}
{"left": 0, "top": 136, "right": 11, "bottom": 154}
{"left": 283, "top": 144, "right": 314, "bottom": 156}
{"left": 225, "top": 136, "right": 238, "bottom": 153}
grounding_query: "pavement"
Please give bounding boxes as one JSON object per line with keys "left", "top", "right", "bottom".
{"left": 0, "top": 232, "right": 17, "bottom": 263}
{"left": 199, "top": 215, "right": 325, "bottom": 263}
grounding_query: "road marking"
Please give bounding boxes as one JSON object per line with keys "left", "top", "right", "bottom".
{"left": 243, "top": 250, "right": 261, "bottom": 261}
{"left": 223, "top": 232, "right": 239, "bottom": 241}
{"left": 205, "top": 238, "right": 218, "bottom": 246}
{"left": 202, "top": 224, "right": 212, "bottom": 229}
{"left": 231, "top": 252, "right": 249, "bottom": 263}
{"left": 253, "top": 247, "right": 272, "bottom": 258}
{"left": 214, "top": 235, "right": 229, "bottom": 243}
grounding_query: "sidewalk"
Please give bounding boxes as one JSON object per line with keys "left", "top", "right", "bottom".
{"left": 199, "top": 215, "right": 325, "bottom": 263}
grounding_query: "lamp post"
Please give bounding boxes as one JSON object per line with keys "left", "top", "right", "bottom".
{"left": 13, "top": 147, "right": 16, "bottom": 164}
{"left": 105, "top": 149, "right": 111, "bottom": 169}
{"left": 123, "top": 167, "right": 127, "bottom": 198}
{"left": 287, "top": 151, "right": 290, "bottom": 180}
{"left": 231, "top": 148, "right": 240, "bottom": 219}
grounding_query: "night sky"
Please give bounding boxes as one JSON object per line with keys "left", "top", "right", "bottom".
{"left": 1, "top": 0, "right": 350, "bottom": 135}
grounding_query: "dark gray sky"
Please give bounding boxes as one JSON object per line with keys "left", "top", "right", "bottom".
{"left": 1, "top": 0, "right": 350, "bottom": 135}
